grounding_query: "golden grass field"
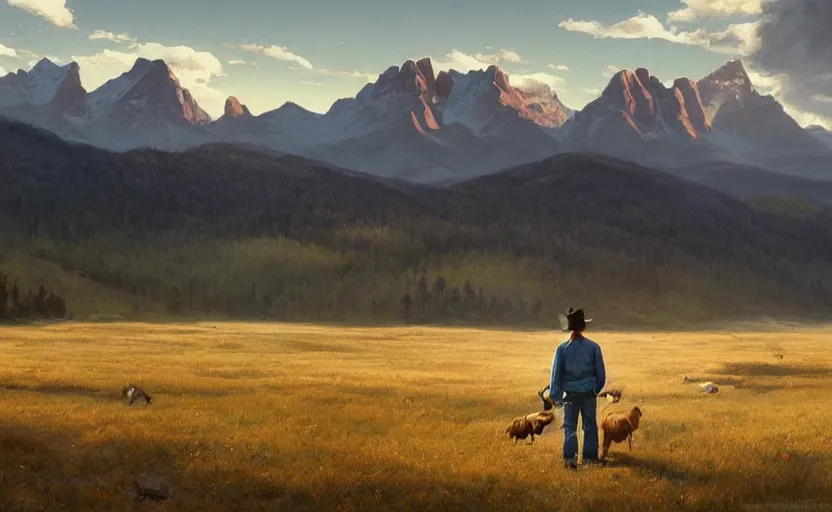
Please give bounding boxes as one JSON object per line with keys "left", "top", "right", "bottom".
{"left": 1, "top": 322, "right": 831, "bottom": 511}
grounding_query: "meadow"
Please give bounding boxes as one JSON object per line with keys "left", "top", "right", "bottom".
{"left": 1, "top": 321, "right": 831, "bottom": 511}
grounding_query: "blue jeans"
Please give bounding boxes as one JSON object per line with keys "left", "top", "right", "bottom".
{"left": 562, "top": 392, "right": 598, "bottom": 461}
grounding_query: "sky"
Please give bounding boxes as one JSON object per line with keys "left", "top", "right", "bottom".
{"left": 0, "top": 0, "right": 829, "bottom": 128}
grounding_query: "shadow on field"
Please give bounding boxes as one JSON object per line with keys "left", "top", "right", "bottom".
{"left": 0, "top": 381, "right": 106, "bottom": 400}
{"left": 0, "top": 420, "right": 580, "bottom": 512}
{"left": 0, "top": 380, "right": 244, "bottom": 401}
{"left": 715, "top": 362, "right": 832, "bottom": 378}
{"left": 1, "top": 421, "right": 314, "bottom": 510}
{"left": 2, "top": 413, "right": 830, "bottom": 512}
{"left": 606, "top": 453, "right": 710, "bottom": 484}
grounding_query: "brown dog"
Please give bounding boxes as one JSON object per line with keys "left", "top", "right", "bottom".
{"left": 600, "top": 406, "right": 642, "bottom": 459}
{"left": 505, "top": 410, "right": 556, "bottom": 444}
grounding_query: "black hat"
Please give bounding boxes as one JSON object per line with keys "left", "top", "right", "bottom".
{"left": 559, "top": 307, "right": 592, "bottom": 332}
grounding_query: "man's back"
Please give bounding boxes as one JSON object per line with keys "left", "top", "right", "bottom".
{"left": 551, "top": 335, "right": 606, "bottom": 397}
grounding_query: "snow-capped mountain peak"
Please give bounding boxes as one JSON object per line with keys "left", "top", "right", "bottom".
{"left": 441, "top": 64, "right": 571, "bottom": 134}
{"left": 0, "top": 57, "right": 84, "bottom": 110}
{"left": 86, "top": 57, "right": 211, "bottom": 125}
{"left": 85, "top": 58, "right": 156, "bottom": 117}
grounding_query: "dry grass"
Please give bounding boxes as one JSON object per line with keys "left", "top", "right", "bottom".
{"left": 1, "top": 322, "right": 831, "bottom": 511}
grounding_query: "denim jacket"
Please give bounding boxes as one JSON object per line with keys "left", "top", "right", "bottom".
{"left": 549, "top": 334, "right": 606, "bottom": 401}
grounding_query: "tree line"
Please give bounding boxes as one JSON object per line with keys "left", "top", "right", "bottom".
{"left": 0, "top": 271, "right": 68, "bottom": 322}
{"left": 400, "top": 275, "right": 543, "bottom": 325}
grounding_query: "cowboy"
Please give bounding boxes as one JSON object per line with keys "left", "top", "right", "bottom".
{"left": 549, "top": 307, "right": 606, "bottom": 469}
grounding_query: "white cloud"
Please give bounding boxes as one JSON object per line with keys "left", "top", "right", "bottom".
{"left": 16, "top": 48, "right": 39, "bottom": 58}
{"left": 287, "top": 65, "right": 375, "bottom": 81}
{"left": 71, "top": 49, "right": 134, "bottom": 75}
{"left": 601, "top": 64, "right": 622, "bottom": 78}
{"left": 72, "top": 42, "right": 226, "bottom": 116}
{"left": 511, "top": 72, "right": 565, "bottom": 91}
{"left": 748, "top": 0, "right": 832, "bottom": 130}
{"left": 7, "top": 0, "right": 75, "bottom": 28}
{"left": 314, "top": 68, "right": 376, "bottom": 81}
{"left": 431, "top": 50, "right": 486, "bottom": 73}
{"left": 583, "top": 88, "right": 601, "bottom": 95}
{"left": 89, "top": 30, "right": 136, "bottom": 44}
{"left": 301, "top": 80, "right": 323, "bottom": 86}
{"left": 744, "top": 64, "right": 832, "bottom": 129}
{"left": 549, "top": 64, "right": 570, "bottom": 71}
{"left": 0, "top": 43, "right": 17, "bottom": 57}
{"left": 430, "top": 49, "right": 525, "bottom": 73}
{"left": 474, "top": 49, "right": 523, "bottom": 64}
{"left": 233, "top": 43, "right": 312, "bottom": 69}
{"left": 559, "top": 13, "right": 760, "bottom": 56}
{"left": 0, "top": 66, "right": 6, "bottom": 76}
{"left": 228, "top": 59, "right": 253, "bottom": 65}
{"left": 745, "top": 67, "right": 782, "bottom": 96}
{"left": 668, "top": 0, "right": 762, "bottom": 22}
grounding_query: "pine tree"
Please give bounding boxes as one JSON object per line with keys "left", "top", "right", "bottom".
{"left": 416, "top": 275, "right": 429, "bottom": 297}
{"left": 431, "top": 276, "right": 447, "bottom": 296}
{"left": 167, "top": 286, "right": 182, "bottom": 313}
{"left": 34, "top": 285, "right": 48, "bottom": 317}
{"left": 416, "top": 275, "right": 429, "bottom": 319}
{"left": 0, "top": 272, "right": 8, "bottom": 320}
{"left": 476, "top": 288, "right": 487, "bottom": 316}
{"left": 10, "top": 281, "right": 20, "bottom": 319}
{"left": 400, "top": 293, "right": 413, "bottom": 323}
{"left": 448, "top": 287, "right": 462, "bottom": 320}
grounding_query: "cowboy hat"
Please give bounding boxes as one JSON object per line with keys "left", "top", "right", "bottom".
{"left": 558, "top": 307, "right": 593, "bottom": 332}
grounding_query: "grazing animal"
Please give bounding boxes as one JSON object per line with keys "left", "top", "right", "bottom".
{"left": 505, "top": 410, "right": 556, "bottom": 444}
{"left": 600, "top": 406, "right": 642, "bottom": 460}
{"left": 121, "top": 384, "right": 153, "bottom": 406}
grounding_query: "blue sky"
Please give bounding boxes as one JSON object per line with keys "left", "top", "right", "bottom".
{"left": 3, "top": 0, "right": 822, "bottom": 126}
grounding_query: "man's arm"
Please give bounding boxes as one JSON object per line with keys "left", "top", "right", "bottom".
{"left": 550, "top": 345, "right": 564, "bottom": 403}
{"left": 594, "top": 343, "right": 606, "bottom": 394}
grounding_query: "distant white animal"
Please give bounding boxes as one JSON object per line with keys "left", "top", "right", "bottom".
{"left": 699, "top": 381, "right": 719, "bottom": 394}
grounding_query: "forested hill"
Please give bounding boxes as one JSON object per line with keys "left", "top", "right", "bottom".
{"left": 1, "top": 119, "right": 831, "bottom": 326}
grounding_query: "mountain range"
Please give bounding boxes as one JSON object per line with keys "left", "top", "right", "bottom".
{"left": 0, "top": 55, "right": 830, "bottom": 187}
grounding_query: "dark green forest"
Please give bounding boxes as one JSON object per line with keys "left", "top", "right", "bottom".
{"left": 2, "top": 119, "right": 832, "bottom": 326}
{"left": 0, "top": 270, "right": 67, "bottom": 322}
